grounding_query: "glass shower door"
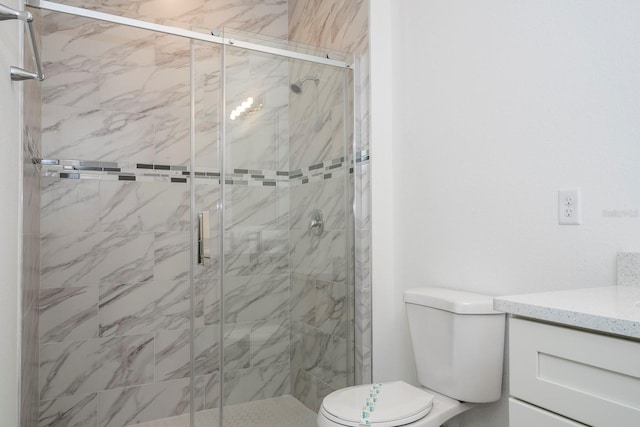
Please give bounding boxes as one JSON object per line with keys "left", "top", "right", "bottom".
{"left": 190, "top": 38, "right": 223, "bottom": 425}
{"left": 219, "top": 38, "right": 355, "bottom": 425}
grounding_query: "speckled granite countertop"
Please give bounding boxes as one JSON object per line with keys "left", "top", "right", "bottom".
{"left": 494, "top": 286, "right": 640, "bottom": 339}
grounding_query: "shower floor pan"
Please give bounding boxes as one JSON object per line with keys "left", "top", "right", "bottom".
{"left": 131, "top": 395, "right": 318, "bottom": 427}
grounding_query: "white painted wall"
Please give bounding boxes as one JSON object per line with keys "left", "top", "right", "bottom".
{"left": 0, "top": 0, "right": 22, "bottom": 425}
{"left": 371, "top": 0, "right": 640, "bottom": 426}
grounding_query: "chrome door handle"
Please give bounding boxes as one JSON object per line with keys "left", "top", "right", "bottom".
{"left": 198, "top": 211, "right": 210, "bottom": 264}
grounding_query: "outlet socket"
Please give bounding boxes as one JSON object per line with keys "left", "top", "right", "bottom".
{"left": 558, "top": 189, "right": 581, "bottom": 225}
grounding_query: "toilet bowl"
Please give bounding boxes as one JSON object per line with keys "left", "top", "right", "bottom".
{"left": 317, "top": 381, "right": 473, "bottom": 427}
{"left": 317, "top": 288, "right": 505, "bottom": 427}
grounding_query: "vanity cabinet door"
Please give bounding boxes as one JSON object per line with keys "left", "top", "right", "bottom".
{"left": 509, "top": 398, "right": 587, "bottom": 427}
{"left": 510, "top": 318, "right": 640, "bottom": 427}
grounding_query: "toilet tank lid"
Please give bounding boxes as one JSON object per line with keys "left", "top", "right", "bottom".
{"left": 404, "top": 287, "right": 502, "bottom": 314}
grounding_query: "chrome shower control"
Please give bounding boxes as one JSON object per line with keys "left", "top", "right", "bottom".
{"left": 309, "top": 209, "right": 324, "bottom": 236}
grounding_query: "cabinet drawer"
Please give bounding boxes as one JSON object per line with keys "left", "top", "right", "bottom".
{"left": 510, "top": 318, "right": 640, "bottom": 427}
{"left": 510, "top": 398, "right": 586, "bottom": 427}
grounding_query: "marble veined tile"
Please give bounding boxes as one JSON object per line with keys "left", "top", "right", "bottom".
{"left": 223, "top": 363, "right": 289, "bottom": 406}
{"left": 39, "top": 287, "right": 98, "bottom": 343}
{"left": 224, "top": 229, "right": 289, "bottom": 278}
{"left": 41, "top": 177, "right": 100, "bottom": 234}
{"left": 195, "top": 183, "right": 221, "bottom": 221}
{"left": 197, "top": 267, "right": 221, "bottom": 328}
{"left": 39, "top": 393, "right": 97, "bottom": 427}
{"left": 97, "top": 27, "right": 156, "bottom": 72}
{"left": 194, "top": 326, "right": 220, "bottom": 377}
{"left": 23, "top": 35, "right": 41, "bottom": 426}
{"left": 99, "top": 63, "right": 190, "bottom": 115}
{"left": 42, "top": 11, "right": 154, "bottom": 63}
{"left": 155, "top": 326, "right": 219, "bottom": 381}
{"left": 99, "top": 181, "right": 190, "bottom": 233}
{"left": 355, "top": 228, "right": 371, "bottom": 350}
{"left": 154, "top": 232, "right": 190, "bottom": 282}
{"left": 289, "top": 320, "right": 305, "bottom": 369}
{"left": 41, "top": 103, "right": 154, "bottom": 163}
{"left": 329, "top": 335, "right": 348, "bottom": 390}
{"left": 153, "top": 106, "right": 190, "bottom": 166}
{"left": 225, "top": 112, "right": 280, "bottom": 172}
{"left": 224, "top": 49, "right": 251, "bottom": 102}
{"left": 290, "top": 275, "right": 315, "bottom": 326}
{"left": 250, "top": 246, "right": 289, "bottom": 277}
{"left": 355, "top": 344, "right": 372, "bottom": 385}
{"left": 193, "top": 58, "right": 221, "bottom": 125}
{"left": 22, "top": 235, "right": 40, "bottom": 427}
{"left": 250, "top": 318, "right": 289, "bottom": 367}
{"left": 97, "top": 377, "right": 204, "bottom": 427}
{"left": 41, "top": 232, "right": 154, "bottom": 288}
{"left": 223, "top": 323, "right": 251, "bottom": 371}
{"left": 290, "top": 178, "right": 346, "bottom": 231}
{"left": 194, "top": 120, "right": 219, "bottom": 170}
{"left": 41, "top": 52, "right": 101, "bottom": 109}
{"left": 301, "top": 325, "right": 347, "bottom": 390}
{"left": 25, "top": 176, "right": 41, "bottom": 240}
{"left": 42, "top": 0, "right": 100, "bottom": 11}
{"left": 154, "top": 329, "right": 190, "bottom": 382}
{"left": 355, "top": 162, "right": 371, "bottom": 230}
{"left": 224, "top": 185, "right": 281, "bottom": 231}
{"left": 288, "top": 0, "right": 368, "bottom": 55}
{"left": 200, "top": 0, "right": 288, "bottom": 40}
{"left": 300, "top": 325, "right": 330, "bottom": 380}
{"left": 288, "top": 63, "right": 347, "bottom": 168}
{"left": 292, "top": 366, "right": 317, "bottom": 412}
{"left": 290, "top": 229, "right": 346, "bottom": 283}
{"left": 98, "top": 280, "right": 190, "bottom": 337}
{"left": 223, "top": 250, "right": 253, "bottom": 278}
{"left": 316, "top": 281, "right": 347, "bottom": 339}
{"left": 223, "top": 275, "right": 289, "bottom": 323}
{"left": 290, "top": 103, "right": 346, "bottom": 170}
{"left": 316, "top": 379, "right": 336, "bottom": 413}
{"left": 155, "top": 33, "right": 190, "bottom": 69}
{"left": 224, "top": 230, "right": 264, "bottom": 255}
{"left": 100, "top": 0, "right": 203, "bottom": 24}
{"left": 203, "top": 372, "right": 220, "bottom": 410}
{"left": 39, "top": 334, "right": 154, "bottom": 400}
{"left": 249, "top": 54, "right": 289, "bottom": 109}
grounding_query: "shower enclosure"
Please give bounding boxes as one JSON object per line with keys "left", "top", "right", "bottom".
{"left": 28, "top": 0, "right": 364, "bottom": 426}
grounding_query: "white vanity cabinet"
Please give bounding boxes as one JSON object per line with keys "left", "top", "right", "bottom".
{"left": 508, "top": 317, "right": 640, "bottom": 427}
{"left": 510, "top": 398, "right": 586, "bottom": 427}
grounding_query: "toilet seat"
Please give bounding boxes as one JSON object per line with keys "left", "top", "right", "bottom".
{"left": 320, "top": 381, "right": 434, "bottom": 427}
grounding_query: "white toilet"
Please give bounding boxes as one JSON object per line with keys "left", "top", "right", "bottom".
{"left": 318, "top": 287, "right": 505, "bottom": 427}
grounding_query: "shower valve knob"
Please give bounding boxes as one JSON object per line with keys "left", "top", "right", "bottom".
{"left": 309, "top": 209, "right": 324, "bottom": 236}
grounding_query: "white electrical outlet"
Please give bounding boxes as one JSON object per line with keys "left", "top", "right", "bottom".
{"left": 558, "top": 189, "right": 581, "bottom": 225}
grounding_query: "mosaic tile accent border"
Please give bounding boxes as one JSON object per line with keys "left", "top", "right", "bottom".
{"left": 39, "top": 151, "right": 370, "bottom": 187}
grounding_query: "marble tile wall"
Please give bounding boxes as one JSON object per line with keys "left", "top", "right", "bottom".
{"left": 47, "top": 0, "right": 288, "bottom": 39}
{"left": 36, "top": 3, "right": 279, "bottom": 425}
{"left": 22, "top": 9, "right": 43, "bottom": 427}
{"left": 287, "top": 0, "right": 371, "bottom": 410}
{"left": 36, "top": 1, "right": 368, "bottom": 425}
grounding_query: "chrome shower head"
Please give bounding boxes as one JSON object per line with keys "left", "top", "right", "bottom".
{"left": 290, "top": 75, "right": 319, "bottom": 94}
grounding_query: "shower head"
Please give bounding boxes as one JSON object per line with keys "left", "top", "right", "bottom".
{"left": 290, "top": 76, "right": 319, "bottom": 94}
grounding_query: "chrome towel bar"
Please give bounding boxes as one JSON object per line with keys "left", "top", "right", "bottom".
{"left": 1, "top": 2, "right": 44, "bottom": 81}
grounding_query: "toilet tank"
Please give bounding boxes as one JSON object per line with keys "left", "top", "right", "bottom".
{"left": 404, "top": 287, "right": 505, "bottom": 403}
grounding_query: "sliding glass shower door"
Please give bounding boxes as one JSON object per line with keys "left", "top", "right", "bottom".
{"left": 217, "top": 38, "right": 355, "bottom": 423}
{"left": 34, "top": 4, "right": 357, "bottom": 424}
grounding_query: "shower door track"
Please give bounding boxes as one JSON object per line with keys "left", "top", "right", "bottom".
{"left": 26, "top": 0, "right": 354, "bottom": 69}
